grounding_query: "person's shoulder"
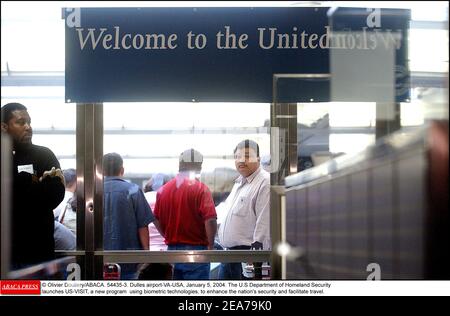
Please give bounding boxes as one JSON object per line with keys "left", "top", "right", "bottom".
{"left": 198, "top": 179, "right": 210, "bottom": 189}
{"left": 31, "top": 144, "right": 57, "bottom": 156}
{"left": 127, "top": 180, "right": 141, "bottom": 192}
{"left": 257, "top": 168, "right": 270, "bottom": 181}
{"left": 31, "top": 143, "right": 51, "bottom": 152}
{"left": 107, "top": 178, "right": 135, "bottom": 189}
{"left": 197, "top": 180, "right": 214, "bottom": 195}
{"left": 253, "top": 169, "right": 270, "bottom": 192}
{"left": 166, "top": 178, "right": 176, "bottom": 186}
{"left": 158, "top": 178, "right": 175, "bottom": 192}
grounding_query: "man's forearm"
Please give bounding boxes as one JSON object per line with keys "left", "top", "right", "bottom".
{"left": 138, "top": 227, "right": 150, "bottom": 250}
{"left": 204, "top": 218, "right": 217, "bottom": 250}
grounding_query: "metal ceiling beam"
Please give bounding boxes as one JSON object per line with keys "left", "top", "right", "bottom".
{"left": 2, "top": 71, "right": 447, "bottom": 88}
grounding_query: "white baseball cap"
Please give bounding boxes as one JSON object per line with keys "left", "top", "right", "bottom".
{"left": 179, "top": 148, "right": 203, "bottom": 163}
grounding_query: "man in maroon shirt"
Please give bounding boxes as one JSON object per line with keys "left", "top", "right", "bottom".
{"left": 154, "top": 148, "right": 217, "bottom": 280}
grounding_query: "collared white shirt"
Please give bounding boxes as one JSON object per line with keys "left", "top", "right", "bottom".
{"left": 218, "top": 166, "right": 271, "bottom": 250}
{"left": 53, "top": 191, "right": 74, "bottom": 219}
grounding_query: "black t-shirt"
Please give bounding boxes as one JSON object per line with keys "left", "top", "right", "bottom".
{"left": 11, "top": 143, "right": 65, "bottom": 267}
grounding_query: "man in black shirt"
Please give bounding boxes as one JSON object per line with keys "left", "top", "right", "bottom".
{"left": 1, "top": 102, "right": 65, "bottom": 269}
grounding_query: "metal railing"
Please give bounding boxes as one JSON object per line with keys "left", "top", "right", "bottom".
{"left": 7, "top": 256, "right": 76, "bottom": 280}
{"left": 6, "top": 250, "right": 271, "bottom": 280}
{"left": 55, "top": 250, "right": 271, "bottom": 264}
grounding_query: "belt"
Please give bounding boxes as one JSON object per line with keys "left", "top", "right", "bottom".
{"left": 227, "top": 245, "right": 251, "bottom": 250}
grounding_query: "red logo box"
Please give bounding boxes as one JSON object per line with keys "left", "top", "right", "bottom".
{"left": 1, "top": 280, "right": 41, "bottom": 295}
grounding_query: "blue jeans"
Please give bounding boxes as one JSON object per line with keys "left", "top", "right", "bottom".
{"left": 218, "top": 245, "right": 251, "bottom": 280}
{"left": 168, "top": 244, "right": 210, "bottom": 280}
{"left": 118, "top": 263, "right": 139, "bottom": 280}
{"left": 218, "top": 262, "right": 245, "bottom": 280}
{"left": 120, "top": 270, "right": 138, "bottom": 280}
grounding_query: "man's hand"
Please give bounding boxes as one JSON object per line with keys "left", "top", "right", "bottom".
{"left": 244, "top": 242, "right": 264, "bottom": 269}
{"left": 40, "top": 167, "right": 65, "bottom": 186}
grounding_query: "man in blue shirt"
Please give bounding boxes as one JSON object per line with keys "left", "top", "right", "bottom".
{"left": 103, "top": 152, "right": 161, "bottom": 279}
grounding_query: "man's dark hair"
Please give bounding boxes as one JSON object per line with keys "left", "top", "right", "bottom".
{"left": 63, "top": 168, "right": 77, "bottom": 188}
{"left": 144, "top": 180, "right": 153, "bottom": 193}
{"left": 103, "top": 153, "right": 123, "bottom": 176}
{"left": 234, "top": 139, "right": 260, "bottom": 157}
{"left": 1, "top": 103, "right": 28, "bottom": 124}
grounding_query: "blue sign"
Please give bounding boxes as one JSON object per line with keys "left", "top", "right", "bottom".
{"left": 64, "top": 7, "right": 409, "bottom": 103}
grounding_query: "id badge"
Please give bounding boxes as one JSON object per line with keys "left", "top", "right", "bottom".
{"left": 17, "top": 164, "right": 34, "bottom": 175}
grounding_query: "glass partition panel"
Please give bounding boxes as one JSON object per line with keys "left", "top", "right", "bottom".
{"left": 102, "top": 102, "right": 270, "bottom": 280}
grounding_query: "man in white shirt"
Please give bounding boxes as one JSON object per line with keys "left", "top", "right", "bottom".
{"left": 143, "top": 173, "right": 170, "bottom": 251}
{"left": 53, "top": 168, "right": 77, "bottom": 234}
{"left": 217, "top": 139, "right": 270, "bottom": 279}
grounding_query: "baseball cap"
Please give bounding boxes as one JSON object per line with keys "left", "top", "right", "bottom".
{"left": 179, "top": 148, "right": 203, "bottom": 164}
